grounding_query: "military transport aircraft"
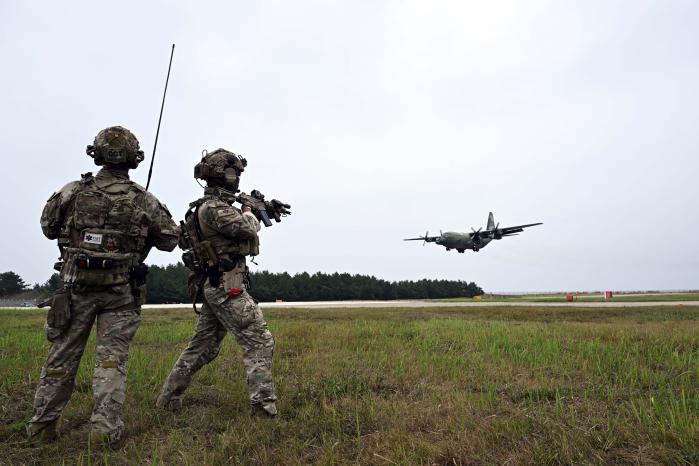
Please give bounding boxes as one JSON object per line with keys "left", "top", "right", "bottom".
{"left": 404, "top": 212, "right": 542, "bottom": 253}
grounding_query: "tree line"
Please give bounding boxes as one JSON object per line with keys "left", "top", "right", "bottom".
{"left": 1, "top": 265, "right": 483, "bottom": 304}
{"left": 0, "top": 271, "right": 61, "bottom": 299}
{"left": 146, "top": 263, "right": 483, "bottom": 303}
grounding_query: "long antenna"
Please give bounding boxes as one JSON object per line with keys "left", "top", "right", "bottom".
{"left": 146, "top": 43, "right": 175, "bottom": 190}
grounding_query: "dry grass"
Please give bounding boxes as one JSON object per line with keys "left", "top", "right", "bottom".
{"left": 1, "top": 305, "right": 698, "bottom": 465}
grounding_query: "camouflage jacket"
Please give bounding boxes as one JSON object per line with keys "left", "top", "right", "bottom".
{"left": 41, "top": 167, "right": 179, "bottom": 286}
{"left": 189, "top": 193, "right": 260, "bottom": 257}
{"left": 184, "top": 192, "right": 260, "bottom": 291}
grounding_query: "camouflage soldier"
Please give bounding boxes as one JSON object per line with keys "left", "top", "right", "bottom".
{"left": 156, "top": 149, "right": 277, "bottom": 418}
{"left": 28, "top": 126, "right": 179, "bottom": 447}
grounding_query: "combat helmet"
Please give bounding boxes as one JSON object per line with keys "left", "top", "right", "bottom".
{"left": 86, "top": 126, "right": 145, "bottom": 169}
{"left": 194, "top": 149, "right": 247, "bottom": 193}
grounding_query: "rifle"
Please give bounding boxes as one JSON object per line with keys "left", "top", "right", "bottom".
{"left": 178, "top": 220, "right": 212, "bottom": 313}
{"left": 179, "top": 220, "right": 202, "bottom": 269}
{"left": 235, "top": 190, "right": 291, "bottom": 227}
{"left": 179, "top": 220, "right": 232, "bottom": 289}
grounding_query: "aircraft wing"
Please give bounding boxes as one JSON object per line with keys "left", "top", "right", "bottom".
{"left": 484, "top": 222, "right": 542, "bottom": 238}
{"left": 403, "top": 235, "right": 440, "bottom": 242}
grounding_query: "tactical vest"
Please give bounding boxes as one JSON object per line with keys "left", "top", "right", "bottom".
{"left": 56, "top": 173, "right": 150, "bottom": 286}
{"left": 182, "top": 197, "right": 259, "bottom": 269}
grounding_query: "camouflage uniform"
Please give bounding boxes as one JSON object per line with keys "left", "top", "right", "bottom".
{"left": 28, "top": 127, "right": 179, "bottom": 444}
{"left": 157, "top": 150, "right": 277, "bottom": 417}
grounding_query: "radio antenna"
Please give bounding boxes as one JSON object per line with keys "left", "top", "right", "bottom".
{"left": 146, "top": 43, "right": 175, "bottom": 190}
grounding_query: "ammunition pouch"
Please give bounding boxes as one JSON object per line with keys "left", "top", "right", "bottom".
{"left": 42, "top": 288, "right": 72, "bottom": 342}
{"left": 74, "top": 254, "right": 117, "bottom": 270}
{"left": 60, "top": 248, "right": 139, "bottom": 286}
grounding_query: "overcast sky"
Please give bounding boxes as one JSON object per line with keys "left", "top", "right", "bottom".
{"left": 1, "top": 0, "right": 697, "bottom": 292}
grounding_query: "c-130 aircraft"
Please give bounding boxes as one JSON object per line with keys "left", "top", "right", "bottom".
{"left": 404, "top": 212, "right": 542, "bottom": 253}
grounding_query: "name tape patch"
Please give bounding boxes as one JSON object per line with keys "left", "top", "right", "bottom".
{"left": 84, "top": 232, "right": 103, "bottom": 245}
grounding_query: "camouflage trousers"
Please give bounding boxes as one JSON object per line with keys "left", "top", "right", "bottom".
{"left": 158, "top": 284, "right": 276, "bottom": 410}
{"left": 27, "top": 284, "right": 141, "bottom": 442}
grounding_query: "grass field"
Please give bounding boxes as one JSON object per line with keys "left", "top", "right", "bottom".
{"left": 443, "top": 292, "right": 699, "bottom": 303}
{"left": 1, "top": 305, "right": 698, "bottom": 465}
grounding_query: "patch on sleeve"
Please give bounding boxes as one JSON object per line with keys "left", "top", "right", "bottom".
{"left": 84, "top": 232, "right": 103, "bottom": 245}
{"left": 158, "top": 201, "right": 173, "bottom": 218}
{"left": 213, "top": 206, "right": 241, "bottom": 228}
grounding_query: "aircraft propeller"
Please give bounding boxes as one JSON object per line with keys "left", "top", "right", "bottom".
{"left": 403, "top": 231, "right": 439, "bottom": 244}
{"left": 492, "top": 222, "right": 503, "bottom": 240}
{"left": 471, "top": 227, "right": 483, "bottom": 244}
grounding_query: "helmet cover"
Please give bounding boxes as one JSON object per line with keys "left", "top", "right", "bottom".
{"left": 194, "top": 149, "right": 247, "bottom": 192}
{"left": 86, "top": 126, "right": 145, "bottom": 169}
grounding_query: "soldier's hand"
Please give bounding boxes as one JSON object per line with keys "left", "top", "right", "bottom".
{"left": 242, "top": 205, "right": 253, "bottom": 214}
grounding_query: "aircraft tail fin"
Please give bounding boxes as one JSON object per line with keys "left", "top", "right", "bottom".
{"left": 487, "top": 212, "right": 495, "bottom": 230}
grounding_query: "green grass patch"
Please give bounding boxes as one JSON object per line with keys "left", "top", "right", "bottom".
{"left": 1, "top": 305, "right": 698, "bottom": 465}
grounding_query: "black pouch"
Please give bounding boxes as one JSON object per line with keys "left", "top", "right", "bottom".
{"left": 43, "top": 288, "right": 72, "bottom": 341}
{"left": 182, "top": 251, "right": 197, "bottom": 271}
{"left": 129, "top": 263, "right": 149, "bottom": 286}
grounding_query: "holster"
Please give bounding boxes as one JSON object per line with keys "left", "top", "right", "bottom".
{"left": 207, "top": 266, "right": 222, "bottom": 288}
{"left": 222, "top": 258, "right": 248, "bottom": 292}
{"left": 128, "top": 263, "right": 149, "bottom": 306}
{"left": 42, "top": 288, "right": 72, "bottom": 341}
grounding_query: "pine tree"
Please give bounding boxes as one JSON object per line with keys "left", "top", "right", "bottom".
{"left": 0, "top": 271, "right": 27, "bottom": 296}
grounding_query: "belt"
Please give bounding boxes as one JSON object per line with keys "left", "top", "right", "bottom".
{"left": 74, "top": 253, "right": 131, "bottom": 270}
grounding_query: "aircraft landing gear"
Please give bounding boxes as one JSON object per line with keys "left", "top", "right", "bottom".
{"left": 446, "top": 248, "right": 451, "bottom": 251}
{"left": 457, "top": 249, "right": 465, "bottom": 253}
{"left": 473, "top": 248, "right": 480, "bottom": 252}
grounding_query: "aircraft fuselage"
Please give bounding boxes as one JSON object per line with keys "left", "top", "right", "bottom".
{"left": 403, "top": 212, "right": 542, "bottom": 254}
{"left": 436, "top": 232, "right": 492, "bottom": 252}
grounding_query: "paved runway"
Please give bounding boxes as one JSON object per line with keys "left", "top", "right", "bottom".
{"left": 5, "top": 300, "right": 697, "bottom": 311}
{"left": 141, "top": 300, "right": 699, "bottom": 310}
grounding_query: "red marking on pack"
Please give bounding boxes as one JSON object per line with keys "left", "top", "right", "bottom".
{"left": 229, "top": 288, "right": 242, "bottom": 298}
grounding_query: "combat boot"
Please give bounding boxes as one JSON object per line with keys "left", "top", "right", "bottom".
{"left": 251, "top": 401, "right": 277, "bottom": 418}
{"left": 155, "top": 393, "right": 182, "bottom": 412}
{"left": 27, "top": 419, "right": 58, "bottom": 444}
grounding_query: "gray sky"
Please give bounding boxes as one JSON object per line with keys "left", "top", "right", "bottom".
{"left": 1, "top": 0, "right": 698, "bottom": 292}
